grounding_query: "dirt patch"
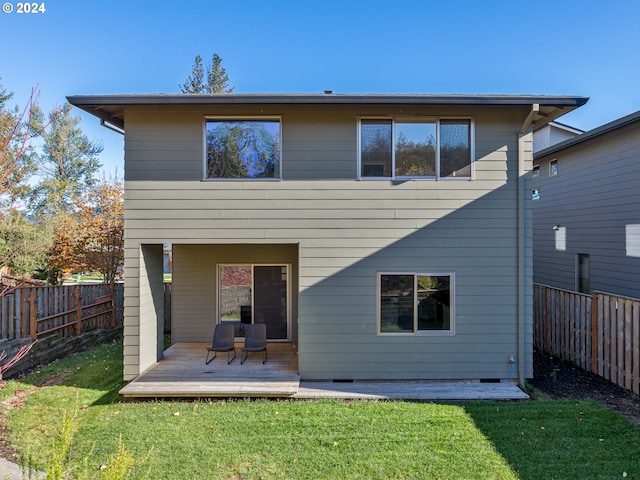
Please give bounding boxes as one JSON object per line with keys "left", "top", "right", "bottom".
{"left": 0, "top": 371, "right": 69, "bottom": 463}
{"left": 529, "top": 351, "right": 640, "bottom": 426}
{"left": 0, "top": 387, "right": 36, "bottom": 462}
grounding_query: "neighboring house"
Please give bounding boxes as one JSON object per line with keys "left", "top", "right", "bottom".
{"left": 533, "top": 121, "right": 583, "bottom": 153}
{"left": 533, "top": 110, "right": 640, "bottom": 298}
{"left": 68, "top": 93, "right": 587, "bottom": 386}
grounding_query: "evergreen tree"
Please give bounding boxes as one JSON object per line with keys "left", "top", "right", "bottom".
{"left": 179, "top": 55, "right": 205, "bottom": 94}
{"left": 30, "top": 103, "right": 103, "bottom": 217}
{"left": 207, "top": 54, "right": 234, "bottom": 94}
{"left": 180, "top": 53, "right": 234, "bottom": 94}
{"left": 0, "top": 81, "right": 43, "bottom": 212}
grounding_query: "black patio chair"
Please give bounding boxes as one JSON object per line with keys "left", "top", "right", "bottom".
{"left": 240, "top": 323, "right": 267, "bottom": 364}
{"left": 205, "top": 323, "right": 236, "bottom": 364}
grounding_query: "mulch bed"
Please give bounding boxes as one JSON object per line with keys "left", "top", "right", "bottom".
{"left": 529, "top": 351, "right": 640, "bottom": 426}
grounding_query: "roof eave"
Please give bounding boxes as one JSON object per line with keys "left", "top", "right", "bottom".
{"left": 66, "top": 93, "right": 588, "bottom": 132}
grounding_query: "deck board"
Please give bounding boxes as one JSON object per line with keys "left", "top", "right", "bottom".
{"left": 119, "top": 343, "right": 300, "bottom": 397}
{"left": 119, "top": 343, "right": 529, "bottom": 400}
{"left": 295, "top": 381, "right": 529, "bottom": 400}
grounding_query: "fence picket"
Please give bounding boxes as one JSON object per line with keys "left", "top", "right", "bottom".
{"left": 1, "top": 295, "right": 7, "bottom": 339}
{"left": 0, "top": 283, "right": 123, "bottom": 341}
{"left": 534, "top": 284, "right": 640, "bottom": 397}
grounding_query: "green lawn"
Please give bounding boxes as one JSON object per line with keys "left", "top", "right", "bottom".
{"left": 2, "top": 342, "right": 639, "bottom": 479}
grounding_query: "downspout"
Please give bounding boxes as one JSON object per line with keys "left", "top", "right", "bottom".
{"left": 517, "top": 104, "right": 538, "bottom": 387}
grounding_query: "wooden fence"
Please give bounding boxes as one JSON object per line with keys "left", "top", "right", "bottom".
{"left": 1, "top": 283, "right": 124, "bottom": 341}
{"left": 533, "top": 283, "right": 640, "bottom": 395}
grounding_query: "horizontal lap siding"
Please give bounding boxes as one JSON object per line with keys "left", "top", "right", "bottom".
{"left": 124, "top": 105, "right": 529, "bottom": 380}
{"left": 533, "top": 124, "right": 640, "bottom": 298}
{"left": 170, "top": 244, "right": 299, "bottom": 344}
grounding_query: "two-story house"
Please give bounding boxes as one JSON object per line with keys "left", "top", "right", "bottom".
{"left": 68, "top": 93, "right": 587, "bottom": 388}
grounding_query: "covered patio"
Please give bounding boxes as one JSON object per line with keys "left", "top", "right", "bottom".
{"left": 119, "top": 343, "right": 529, "bottom": 400}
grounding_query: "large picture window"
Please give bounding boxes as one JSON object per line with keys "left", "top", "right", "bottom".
{"left": 360, "top": 118, "right": 472, "bottom": 179}
{"left": 378, "top": 273, "right": 454, "bottom": 335}
{"left": 205, "top": 118, "right": 281, "bottom": 179}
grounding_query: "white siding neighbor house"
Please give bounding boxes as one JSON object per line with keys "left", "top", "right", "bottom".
{"left": 533, "top": 121, "right": 583, "bottom": 153}
{"left": 533, "top": 109, "right": 640, "bottom": 299}
{"left": 68, "top": 93, "right": 587, "bottom": 387}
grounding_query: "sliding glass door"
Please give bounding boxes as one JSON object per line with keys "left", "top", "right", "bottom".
{"left": 218, "top": 264, "right": 289, "bottom": 341}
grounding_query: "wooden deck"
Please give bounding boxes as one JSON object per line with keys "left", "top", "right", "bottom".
{"left": 119, "top": 343, "right": 300, "bottom": 398}
{"left": 119, "top": 343, "right": 529, "bottom": 400}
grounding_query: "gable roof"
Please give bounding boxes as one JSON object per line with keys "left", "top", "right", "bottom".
{"left": 535, "top": 109, "right": 640, "bottom": 159}
{"left": 67, "top": 93, "right": 588, "bottom": 132}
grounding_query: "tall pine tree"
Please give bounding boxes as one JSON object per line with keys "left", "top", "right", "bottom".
{"left": 180, "top": 54, "right": 234, "bottom": 94}
{"left": 30, "top": 103, "right": 103, "bottom": 217}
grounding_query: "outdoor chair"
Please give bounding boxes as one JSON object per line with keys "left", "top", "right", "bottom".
{"left": 205, "top": 323, "right": 236, "bottom": 364}
{"left": 241, "top": 323, "right": 267, "bottom": 364}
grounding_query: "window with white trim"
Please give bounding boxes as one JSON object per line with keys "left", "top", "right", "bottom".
{"left": 532, "top": 187, "right": 541, "bottom": 201}
{"left": 378, "top": 273, "right": 454, "bottom": 334}
{"left": 359, "top": 118, "right": 473, "bottom": 179}
{"left": 205, "top": 118, "right": 281, "bottom": 179}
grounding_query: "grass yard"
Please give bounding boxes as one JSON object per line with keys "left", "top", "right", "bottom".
{"left": 2, "top": 342, "right": 640, "bottom": 480}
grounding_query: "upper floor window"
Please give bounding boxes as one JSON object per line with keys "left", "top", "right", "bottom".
{"left": 359, "top": 118, "right": 473, "bottom": 180}
{"left": 549, "top": 158, "right": 558, "bottom": 176}
{"left": 205, "top": 118, "right": 281, "bottom": 179}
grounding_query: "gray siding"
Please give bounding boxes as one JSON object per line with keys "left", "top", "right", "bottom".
{"left": 123, "top": 104, "right": 533, "bottom": 381}
{"left": 171, "top": 244, "right": 298, "bottom": 344}
{"left": 130, "top": 244, "right": 164, "bottom": 377}
{"left": 533, "top": 123, "right": 640, "bottom": 299}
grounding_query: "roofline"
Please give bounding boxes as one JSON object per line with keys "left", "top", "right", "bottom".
{"left": 66, "top": 93, "right": 589, "bottom": 132}
{"left": 535, "top": 109, "right": 640, "bottom": 158}
{"left": 67, "top": 92, "right": 588, "bottom": 107}
{"left": 545, "top": 121, "right": 585, "bottom": 134}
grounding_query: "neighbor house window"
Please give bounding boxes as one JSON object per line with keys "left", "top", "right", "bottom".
{"left": 626, "top": 224, "right": 640, "bottom": 258}
{"left": 532, "top": 188, "right": 541, "bottom": 201}
{"left": 205, "top": 118, "right": 281, "bottom": 179}
{"left": 549, "top": 158, "right": 558, "bottom": 176}
{"left": 378, "top": 273, "right": 454, "bottom": 335}
{"left": 360, "top": 118, "right": 473, "bottom": 179}
{"left": 577, "top": 254, "right": 590, "bottom": 294}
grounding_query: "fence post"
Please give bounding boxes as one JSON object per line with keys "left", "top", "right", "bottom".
{"left": 591, "top": 291, "right": 599, "bottom": 374}
{"left": 20, "top": 289, "right": 29, "bottom": 338}
{"left": 110, "top": 282, "right": 116, "bottom": 328}
{"left": 74, "top": 287, "right": 82, "bottom": 335}
{"left": 543, "top": 286, "right": 549, "bottom": 352}
{"left": 29, "top": 291, "right": 37, "bottom": 341}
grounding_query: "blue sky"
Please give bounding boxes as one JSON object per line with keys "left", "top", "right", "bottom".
{"left": 1, "top": 0, "right": 639, "bottom": 175}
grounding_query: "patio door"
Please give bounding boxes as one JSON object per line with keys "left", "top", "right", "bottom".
{"left": 218, "top": 264, "right": 290, "bottom": 341}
